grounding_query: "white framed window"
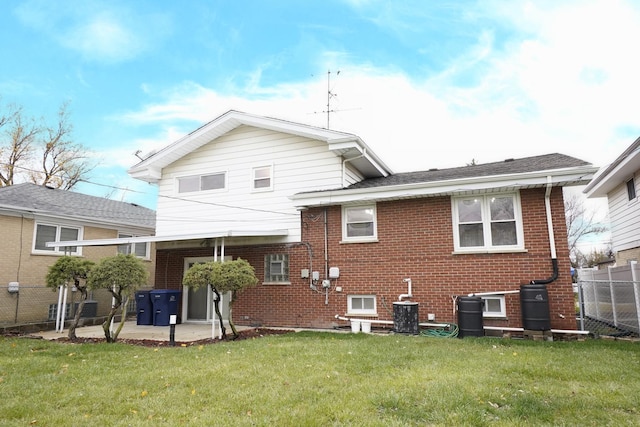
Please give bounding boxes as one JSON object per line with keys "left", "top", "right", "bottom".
{"left": 264, "top": 254, "right": 289, "bottom": 284}
{"left": 348, "top": 295, "right": 377, "bottom": 316}
{"left": 481, "top": 295, "right": 506, "bottom": 318}
{"left": 177, "top": 172, "right": 226, "bottom": 193}
{"left": 452, "top": 193, "right": 524, "bottom": 252}
{"left": 117, "top": 233, "right": 150, "bottom": 259}
{"left": 342, "top": 205, "right": 377, "bottom": 242}
{"left": 252, "top": 165, "right": 273, "bottom": 191}
{"left": 33, "top": 223, "right": 82, "bottom": 255}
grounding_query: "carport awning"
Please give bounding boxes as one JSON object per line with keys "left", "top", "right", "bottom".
{"left": 46, "top": 229, "right": 289, "bottom": 248}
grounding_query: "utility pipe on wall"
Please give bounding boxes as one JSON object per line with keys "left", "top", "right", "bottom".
{"left": 398, "top": 278, "right": 413, "bottom": 301}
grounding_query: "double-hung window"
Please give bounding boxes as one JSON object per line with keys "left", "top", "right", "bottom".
{"left": 177, "top": 172, "right": 226, "bottom": 193}
{"left": 342, "top": 205, "right": 377, "bottom": 242}
{"left": 252, "top": 165, "right": 273, "bottom": 191}
{"left": 264, "top": 254, "right": 289, "bottom": 284}
{"left": 117, "top": 233, "right": 150, "bottom": 259}
{"left": 452, "top": 193, "right": 523, "bottom": 252}
{"left": 33, "top": 223, "right": 82, "bottom": 255}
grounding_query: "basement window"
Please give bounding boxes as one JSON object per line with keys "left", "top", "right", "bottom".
{"left": 348, "top": 295, "right": 377, "bottom": 316}
{"left": 481, "top": 295, "right": 506, "bottom": 318}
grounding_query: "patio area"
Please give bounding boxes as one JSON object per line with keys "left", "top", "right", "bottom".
{"left": 36, "top": 321, "right": 251, "bottom": 342}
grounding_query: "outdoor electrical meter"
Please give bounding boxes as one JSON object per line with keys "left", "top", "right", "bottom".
{"left": 329, "top": 267, "right": 340, "bottom": 279}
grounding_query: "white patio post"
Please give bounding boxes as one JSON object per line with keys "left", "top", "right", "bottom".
{"left": 631, "top": 261, "right": 640, "bottom": 334}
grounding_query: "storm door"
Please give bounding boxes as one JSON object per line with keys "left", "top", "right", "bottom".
{"left": 182, "top": 256, "right": 231, "bottom": 323}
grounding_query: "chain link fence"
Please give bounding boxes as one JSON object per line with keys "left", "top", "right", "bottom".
{"left": 0, "top": 285, "right": 151, "bottom": 332}
{"left": 576, "top": 264, "right": 640, "bottom": 338}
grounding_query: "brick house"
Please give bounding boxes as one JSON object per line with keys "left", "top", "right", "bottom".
{"left": 584, "top": 136, "right": 640, "bottom": 265}
{"left": 122, "top": 110, "right": 597, "bottom": 332}
{"left": 0, "top": 183, "right": 156, "bottom": 326}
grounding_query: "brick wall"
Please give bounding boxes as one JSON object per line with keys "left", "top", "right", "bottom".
{"left": 157, "top": 187, "right": 577, "bottom": 331}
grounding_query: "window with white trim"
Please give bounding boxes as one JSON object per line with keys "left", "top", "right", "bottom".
{"left": 626, "top": 178, "right": 636, "bottom": 201}
{"left": 33, "top": 223, "right": 82, "bottom": 255}
{"left": 117, "top": 233, "right": 150, "bottom": 259}
{"left": 342, "top": 205, "right": 377, "bottom": 242}
{"left": 177, "top": 172, "right": 226, "bottom": 193}
{"left": 264, "top": 254, "right": 289, "bottom": 283}
{"left": 481, "top": 295, "right": 506, "bottom": 318}
{"left": 252, "top": 165, "right": 273, "bottom": 191}
{"left": 452, "top": 193, "right": 523, "bottom": 252}
{"left": 348, "top": 295, "right": 377, "bottom": 315}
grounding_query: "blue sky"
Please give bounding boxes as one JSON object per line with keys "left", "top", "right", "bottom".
{"left": 2, "top": 0, "right": 639, "bottom": 230}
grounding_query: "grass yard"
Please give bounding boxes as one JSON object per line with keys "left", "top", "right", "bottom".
{"left": 1, "top": 332, "right": 639, "bottom": 426}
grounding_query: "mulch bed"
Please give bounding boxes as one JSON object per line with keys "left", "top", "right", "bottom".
{"left": 4, "top": 328, "right": 295, "bottom": 347}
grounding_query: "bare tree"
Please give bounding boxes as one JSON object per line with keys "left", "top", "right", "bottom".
{"left": 0, "top": 99, "right": 94, "bottom": 189}
{"left": 565, "top": 193, "right": 609, "bottom": 266}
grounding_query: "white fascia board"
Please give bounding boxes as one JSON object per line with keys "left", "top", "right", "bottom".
{"left": 584, "top": 150, "right": 640, "bottom": 198}
{"left": 46, "top": 229, "right": 289, "bottom": 248}
{"left": 292, "top": 167, "right": 597, "bottom": 207}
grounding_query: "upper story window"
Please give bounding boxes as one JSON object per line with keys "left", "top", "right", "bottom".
{"left": 342, "top": 205, "right": 377, "bottom": 242}
{"left": 626, "top": 178, "right": 636, "bottom": 201}
{"left": 33, "top": 223, "right": 82, "bottom": 255}
{"left": 177, "top": 172, "right": 226, "bottom": 193}
{"left": 252, "top": 165, "right": 273, "bottom": 191}
{"left": 117, "top": 233, "right": 150, "bottom": 259}
{"left": 264, "top": 254, "right": 289, "bottom": 284}
{"left": 452, "top": 193, "right": 524, "bottom": 252}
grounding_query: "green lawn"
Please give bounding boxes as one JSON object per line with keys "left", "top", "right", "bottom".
{"left": 1, "top": 332, "right": 638, "bottom": 426}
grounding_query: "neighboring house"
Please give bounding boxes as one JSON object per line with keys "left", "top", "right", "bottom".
{"left": 120, "top": 110, "right": 598, "bottom": 331}
{"left": 584, "top": 136, "right": 640, "bottom": 265}
{"left": 0, "top": 183, "right": 156, "bottom": 326}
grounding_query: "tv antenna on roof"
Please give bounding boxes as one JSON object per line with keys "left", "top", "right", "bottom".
{"left": 310, "top": 69, "right": 360, "bottom": 129}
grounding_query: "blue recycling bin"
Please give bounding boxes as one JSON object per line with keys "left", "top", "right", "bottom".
{"left": 150, "top": 289, "right": 181, "bottom": 326}
{"left": 135, "top": 291, "right": 153, "bottom": 325}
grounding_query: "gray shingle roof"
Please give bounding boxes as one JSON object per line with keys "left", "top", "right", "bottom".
{"left": 346, "top": 153, "right": 591, "bottom": 190}
{"left": 0, "top": 183, "right": 155, "bottom": 229}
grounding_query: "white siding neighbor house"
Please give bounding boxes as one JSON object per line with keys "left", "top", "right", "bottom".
{"left": 584, "top": 136, "right": 640, "bottom": 265}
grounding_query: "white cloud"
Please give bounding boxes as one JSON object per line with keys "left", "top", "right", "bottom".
{"left": 14, "top": 0, "right": 168, "bottom": 63}
{"left": 114, "top": 1, "right": 640, "bottom": 175}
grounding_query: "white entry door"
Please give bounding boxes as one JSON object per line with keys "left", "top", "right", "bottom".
{"left": 182, "top": 256, "right": 231, "bottom": 323}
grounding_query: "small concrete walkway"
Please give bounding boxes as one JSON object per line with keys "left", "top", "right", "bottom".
{"left": 36, "top": 321, "right": 252, "bottom": 342}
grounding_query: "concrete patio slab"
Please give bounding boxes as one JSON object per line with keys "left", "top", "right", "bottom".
{"left": 35, "top": 321, "right": 251, "bottom": 342}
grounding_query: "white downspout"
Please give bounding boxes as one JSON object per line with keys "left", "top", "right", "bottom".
{"left": 545, "top": 175, "right": 557, "bottom": 259}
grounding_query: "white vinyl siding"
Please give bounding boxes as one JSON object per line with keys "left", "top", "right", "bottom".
{"left": 156, "top": 126, "right": 351, "bottom": 241}
{"left": 607, "top": 176, "right": 640, "bottom": 252}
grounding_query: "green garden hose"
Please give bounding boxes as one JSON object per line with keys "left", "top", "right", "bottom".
{"left": 420, "top": 323, "right": 459, "bottom": 338}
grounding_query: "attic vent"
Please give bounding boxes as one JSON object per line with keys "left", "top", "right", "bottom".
{"left": 428, "top": 168, "right": 439, "bottom": 171}
{"left": 504, "top": 158, "right": 514, "bottom": 162}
